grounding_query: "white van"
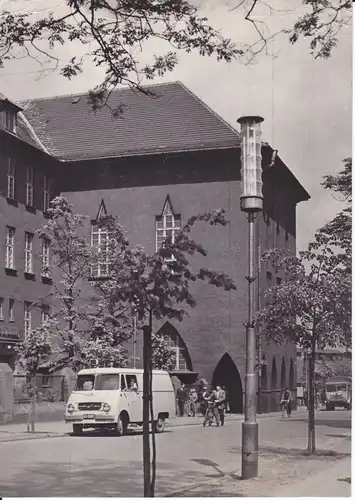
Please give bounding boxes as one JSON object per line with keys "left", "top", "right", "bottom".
{"left": 65, "top": 367, "right": 176, "bottom": 435}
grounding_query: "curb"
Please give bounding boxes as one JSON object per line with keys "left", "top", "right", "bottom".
{"left": 0, "top": 409, "right": 308, "bottom": 443}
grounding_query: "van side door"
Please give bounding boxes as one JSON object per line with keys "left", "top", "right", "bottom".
{"left": 126, "top": 374, "right": 141, "bottom": 423}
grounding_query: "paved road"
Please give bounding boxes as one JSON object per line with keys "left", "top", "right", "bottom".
{"left": 0, "top": 409, "right": 351, "bottom": 497}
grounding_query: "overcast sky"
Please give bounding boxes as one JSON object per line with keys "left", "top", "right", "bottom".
{"left": 0, "top": 0, "right": 352, "bottom": 251}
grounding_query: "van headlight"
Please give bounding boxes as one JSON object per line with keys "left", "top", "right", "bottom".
{"left": 67, "top": 403, "right": 75, "bottom": 414}
{"left": 102, "top": 403, "right": 111, "bottom": 413}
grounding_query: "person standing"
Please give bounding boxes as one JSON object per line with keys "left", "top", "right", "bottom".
{"left": 213, "top": 385, "right": 226, "bottom": 426}
{"left": 189, "top": 387, "right": 198, "bottom": 417}
{"left": 177, "top": 383, "right": 188, "bottom": 417}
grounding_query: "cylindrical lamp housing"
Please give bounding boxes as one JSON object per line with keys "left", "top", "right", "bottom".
{"left": 237, "top": 116, "right": 264, "bottom": 212}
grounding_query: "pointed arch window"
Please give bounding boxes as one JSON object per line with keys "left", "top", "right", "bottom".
{"left": 155, "top": 196, "right": 181, "bottom": 253}
{"left": 91, "top": 199, "right": 109, "bottom": 278}
{"left": 163, "top": 330, "right": 191, "bottom": 371}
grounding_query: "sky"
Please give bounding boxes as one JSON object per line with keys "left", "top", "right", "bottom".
{"left": 0, "top": 0, "right": 352, "bottom": 251}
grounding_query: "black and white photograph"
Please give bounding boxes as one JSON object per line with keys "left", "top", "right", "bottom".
{"left": 0, "top": 0, "right": 352, "bottom": 497}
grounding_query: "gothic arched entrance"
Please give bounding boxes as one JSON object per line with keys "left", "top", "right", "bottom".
{"left": 280, "top": 357, "right": 286, "bottom": 389}
{"left": 212, "top": 353, "right": 243, "bottom": 414}
{"left": 289, "top": 358, "right": 295, "bottom": 389}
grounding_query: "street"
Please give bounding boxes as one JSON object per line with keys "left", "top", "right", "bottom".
{"left": 0, "top": 409, "right": 351, "bottom": 497}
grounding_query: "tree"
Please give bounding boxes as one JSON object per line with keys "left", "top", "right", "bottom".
{"left": 102, "top": 207, "right": 236, "bottom": 496}
{"left": 151, "top": 333, "right": 176, "bottom": 371}
{"left": 257, "top": 245, "right": 350, "bottom": 454}
{"left": 231, "top": 0, "right": 351, "bottom": 61}
{"left": 15, "top": 324, "right": 52, "bottom": 433}
{"left": 38, "top": 196, "right": 93, "bottom": 371}
{"left": 0, "top": 0, "right": 239, "bottom": 112}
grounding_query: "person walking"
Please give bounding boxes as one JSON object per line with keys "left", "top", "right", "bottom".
{"left": 188, "top": 387, "right": 198, "bottom": 416}
{"left": 177, "top": 383, "right": 188, "bottom": 417}
{"left": 213, "top": 385, "right": 226, "bottom": 426}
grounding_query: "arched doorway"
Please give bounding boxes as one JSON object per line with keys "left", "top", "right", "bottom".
{"left": 289, "top": 358, "right": 295, "bottom": 389}
{"left": 280, "top": 357, "right": 286, "bottom": 389}
{"left": 212, "top": 353, "right": 243, "bottom": 414}
{"left": 271, "top": 356, "right": 278, "bottom": 412}
{"left": 271, "top": 357, "right": 277, "bottom": 389}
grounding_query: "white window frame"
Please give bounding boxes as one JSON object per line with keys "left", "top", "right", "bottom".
{"left": 155, "top": 200, "right": 181, "bottom": 255}
{"left": 5, "top": 110, "right": 16, "bottom": 133}
{"left": 5, "top": 226, "right": 15, "bottom": 269}
{"left": 41, "top": 307, "right": 50, "bottom": 326}
{"left": 43, "top": 175, "right": 50, "bottom": 211}
{"left": 41, "top": 237, "right": 51, "bottom": 277}
{"left": 24, "top": 232, "right": 34, "bottom": 274}
{"left": 163, "top": 332, "right": 189, "bottom": 371}
{"left": 9, "top": 299, "right": 14, "bottom": 322}
{"left": 24, "top": 302, "right": 32, "bottom": 337}
{"left": 26, "top": 167, "right": 34, "bottom": 207}
{"left": 91, "top": 225, "right": 109, "bottom": 278}
{"left": 0, "top": 298, "right": 3, "bottom": 320}
{"left": 7, "top": 157, "right": 15, "bottom": 199}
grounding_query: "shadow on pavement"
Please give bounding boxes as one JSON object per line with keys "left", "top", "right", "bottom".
{"left": 228, "top": 445, "right": 350, "bottom": 461}
{"left": 325, "top": 433, "right": 351, "bottom": 440}
{"left": 337, "top": 477, "right": 351, "bottom": 484}
{"left": 291, "top": 418, "right": 351, "bottom": 429}
{"left": 0, "top": 459, "right": 237, "bottom": 497}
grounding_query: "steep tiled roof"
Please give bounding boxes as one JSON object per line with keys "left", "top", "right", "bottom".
{"left": 21, "top": 82, "right": 239, "bottom": 162}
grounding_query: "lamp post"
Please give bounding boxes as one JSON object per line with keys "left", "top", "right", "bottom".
{"left": 237, "top": 115, "right": 264, "bottom": 479}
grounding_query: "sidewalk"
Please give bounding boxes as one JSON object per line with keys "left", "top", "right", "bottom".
{"left": 273, "top": 457, "right": 351, "bottom": 497}
{"left": 0, "top": 409, "right": 304, "bottom": 442}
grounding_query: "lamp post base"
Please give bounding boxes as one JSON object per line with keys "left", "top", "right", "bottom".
{"left": 241, "top": 421, "right": 259, "bottom": 479}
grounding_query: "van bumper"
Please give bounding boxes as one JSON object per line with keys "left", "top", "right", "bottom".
{"left": 65, "top": 415, "right": 116, "bottom": 423}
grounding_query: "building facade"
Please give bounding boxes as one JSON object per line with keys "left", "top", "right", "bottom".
{"left": 1, "top": 82, "right": 309, "bottom": 412}
{"left": 0, "top": 95, "right": 57, "bottom": 369}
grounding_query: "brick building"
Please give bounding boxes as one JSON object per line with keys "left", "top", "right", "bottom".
{"left": 0, "top": 94, "right": 57, "bottom": 369}
{"left": 1, "top": 82, "right": 309, "bottom": 412}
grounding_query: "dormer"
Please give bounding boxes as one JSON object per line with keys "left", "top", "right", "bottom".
{"left": 0, "top": 94, "right": 22, "bottom": 134}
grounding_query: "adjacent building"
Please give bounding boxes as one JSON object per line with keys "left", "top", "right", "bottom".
{"left": 0, "top": 82, "right": 309, "bottom": 412}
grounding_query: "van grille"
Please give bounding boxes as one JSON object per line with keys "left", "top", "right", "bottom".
{"left": 78, "top": 402, "right": 102, "bottom": 411}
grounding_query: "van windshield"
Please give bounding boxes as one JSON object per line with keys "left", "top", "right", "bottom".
{"left": 336, "top": 384, "right": 347, "bottom": 392}
{"left": 326, "top": 384, "right": 337, "bottom": 392}
{"left": 74, "top": 374, "right": 121, "bottom": 391}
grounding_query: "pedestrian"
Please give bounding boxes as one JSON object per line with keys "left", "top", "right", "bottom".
{"left": 213, "top": 385, "right": 226, "bottom": 426}
{"left": 202, "top": 387, "right": 216, "bottom": 427}
{"left": 177, "top": 383, "right": 188, "bottom": 417}
{"left": 188, "top": 387, "right": 198, "bottom": 416}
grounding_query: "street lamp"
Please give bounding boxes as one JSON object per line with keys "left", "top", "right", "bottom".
{"left": 237, "top": 115, "right": 264, "bottom": 479}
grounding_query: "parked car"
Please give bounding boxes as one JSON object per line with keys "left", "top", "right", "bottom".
{"left": 65, "top": 368, "right": 176, "bottom": 435}
{"left": 325, "top": 377, "right": 352, "bottom": 410}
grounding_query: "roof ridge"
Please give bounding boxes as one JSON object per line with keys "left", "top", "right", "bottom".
{"left": 176, "top": 82, "right": 239, "bottom": 136}
{"left": 19, "top": 81, "right": 184, "bottom": 104}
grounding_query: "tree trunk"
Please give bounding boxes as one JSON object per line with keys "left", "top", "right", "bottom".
{"left": 143, "top": 322, "right": 152, "bottom": 497}
{"left": 149, "top": 330, "right": 156, "bottom": 497}
{"left": 307, "top": 342, "right": 316, "bottom": 454}
{"left": 28, "top": 376, "right": 36, "bottom": 433}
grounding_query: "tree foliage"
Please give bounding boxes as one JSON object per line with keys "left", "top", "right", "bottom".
{"left": 38, "top": 196, "right": 93, "bottom": 371}
{"left": 257, "top": 159, "right": 352, "bottom": 453}
{"left": 232, "top": 0, "right": 351, "bottom": 61}
{"left": 0, "top": 0, "right": 239, "bottom": 111}
{"left": 151, "top": 333, "right": 176, "bottom": 371}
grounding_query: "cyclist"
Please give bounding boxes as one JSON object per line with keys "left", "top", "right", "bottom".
{"left": 280, "top": 387, "right": 292, "bottom": 417}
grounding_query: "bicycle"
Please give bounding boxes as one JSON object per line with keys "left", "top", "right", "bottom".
{"left": 203, "top": 401, "right": 215, "bottom": 427}
{"left": 281, "top": 399, "right": 291, "bottom": 418}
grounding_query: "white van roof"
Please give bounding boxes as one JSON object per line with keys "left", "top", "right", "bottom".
{"left": 77, "top": 367, "right": 169, "bottom": 376}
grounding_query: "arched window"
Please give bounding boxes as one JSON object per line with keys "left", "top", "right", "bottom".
{"left": 280, "top": 357, "right": 286, "bottom": 389}
{"left": 156, "top": 196, "right": 181, "bottom": 252}
{"left": 91, "top": 199, "right": 109, "bottom": 278}
{"left": 157, "top": 323, "right": 191, "bottom": 371}
{"left": 271, "top": 356, "right": 277, "bottom": 389}
{"left": 289, "top": 358, "right": 295, "bottom": 388}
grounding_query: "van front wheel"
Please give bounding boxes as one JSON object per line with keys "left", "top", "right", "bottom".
{"left": 155, "top": 417, "right": 165, "bottom": 433}
{"left": 116, "top": 414, "right": 128, "bottom": 436}
{"left": 72, "top": 424, "right": 83, "bottom": 435}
